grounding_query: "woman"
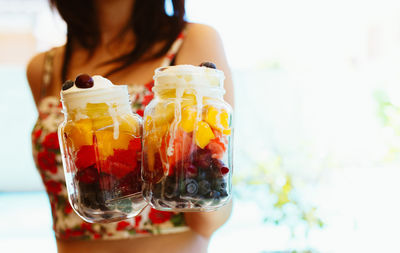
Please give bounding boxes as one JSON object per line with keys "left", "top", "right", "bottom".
{"left": 27, "top": 0, "right": 234, "bottom": 252}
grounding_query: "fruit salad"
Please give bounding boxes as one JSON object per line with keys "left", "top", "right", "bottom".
{"left": 59, "top": 74, "right": 146, "bottom": 223}
{"left": 142, "top": 63, "right": 233, "bottom": 211}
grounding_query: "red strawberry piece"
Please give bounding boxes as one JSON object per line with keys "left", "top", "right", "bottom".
{"left": 101, "top": 160, "right": 132, "bottom": 180}
{"left": 112, "top": 149, "right": 138, "bottom": 167}
{"left": 75, "top": 145, "right": 96, "bottom": 170}
{"left": 128, "top": 137, "right": 142, "bottom": 152}
{"left": 76, "top": 165, "right": 99, "bottom": 184}
{"left": 118, "top": 171, "right": 141, "bottom": 195}
{"left": 206, "top": 139, "right": 226, "bottom": 159}
{"left": 160, "top": 129, "right": 194, "bottom": 175}
{"left": 101, "top": 149, "right": 137, "bottom": 179}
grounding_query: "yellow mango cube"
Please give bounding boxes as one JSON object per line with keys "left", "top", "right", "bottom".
{"left": 204, "top": 106, "right": 219, "bottom": 129}
{"left": 222, "top": 128, "right": 232, "bottom": 135}
{"left": 92, "top": 116, "right": 114, "bottom": 130}
{"left": 94, "top": 130, "right": 131, "bottom": 158}
{"left": 220, "top": 111, "right": 230, "bottom": 129}
{"left": 66, "top": 118, "right": 93, "bottom": 148}
{"left": 204, "top": 106, "right": 231, "bottom": 135}
{"left": 144, "top": 116, "right": 153, "bottom": 132}
{"left": 86, "top": 103, "right": 109, "bottom": 118}
{"left": 195, "top": 121, "right": 215, "bottom": 149}
{"left": 119, "top": 114, "right": 140, "bottom": 136}
{"left": 179, "top": 107, "right": 197, "bottom": 132}
{"left": 153, "top": 102, "right": 175, "bottom": 126}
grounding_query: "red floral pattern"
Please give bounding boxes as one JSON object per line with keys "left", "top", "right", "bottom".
{"left": 44, "top": 180, "right": 62, "bottom": 194}
{"left": 42, "top": 132, "right": 60, "bottom": 150}
{"left": 116, "top": 221, "right": 131, "bottom": 231}
{"left": 149, "top": 208, "right": 173, "bottom": 224}
{"left": 37, "top": 150, "right": 58, "bottom": 174}
{"left": 32, "top": 129, "right": 42, "bottom": 143}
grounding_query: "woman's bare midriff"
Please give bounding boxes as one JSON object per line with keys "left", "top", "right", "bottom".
{"left": 56, "top": 230, "right": 209, "bottom": 253}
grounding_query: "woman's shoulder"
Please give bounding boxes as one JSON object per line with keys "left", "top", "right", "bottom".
{"left": 177, "top": 23, "right": 226, "bottom": 65}
{"left": 26, "top": 46, "right": 63, "bottom": 106}
{"left": 183, "top": 23, "right": 221, "bottom": 45}
{"left": 27, "top": 51, "right": 47, "bottom": 107}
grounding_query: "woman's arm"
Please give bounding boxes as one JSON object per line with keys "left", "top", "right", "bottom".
{"left": 175, "top": 23, "right": 234, "bottom": 238}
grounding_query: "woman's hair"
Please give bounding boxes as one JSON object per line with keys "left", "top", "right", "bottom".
{"left": 49, "top": 0, "right": 186, "bottom": 82}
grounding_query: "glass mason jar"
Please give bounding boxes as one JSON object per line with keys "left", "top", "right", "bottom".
{"left": 142, "top": 65, "right": 233, "bottom": 211}
{"left": 58, "top": 78, "right": 147, "bottom": 223}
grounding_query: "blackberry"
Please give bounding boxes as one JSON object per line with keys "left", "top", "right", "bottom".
{"left": 62, "top": 80, "right": 74, "bottom": 91}
{"left": 199, "top": 62, "right": 217, "bottom": 69}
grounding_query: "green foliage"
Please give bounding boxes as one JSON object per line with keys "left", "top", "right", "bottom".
{"left": 234, "top": 153, "right": 324, "bottom": 238}
{"left": 374, "top": 89, "right": 400, "bottom": 161}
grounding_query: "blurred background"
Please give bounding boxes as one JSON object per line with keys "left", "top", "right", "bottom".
{"left": 1, "top": 0, "right": 400, "bottom": 252}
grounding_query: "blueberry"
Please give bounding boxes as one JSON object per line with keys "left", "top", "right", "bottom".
{"left": 164, "top": 179, "right": 179, "bottom": 199}
{"left": 198, "top": 180, "right": 211, "bottom": 195}
{"left": 197, "top": 170, "right": 208, "bottom": 180}
{"left": 213, "top": 178, "right": 227, "bottom": 192}
{"left": 62, "top": 80, "right": 74, "bottom": 91}
{"left": 75, "top": 74, "right": 94, "bottom": 88}
{"left": 184, "top": 179, "right": 199, "bottom": 196}
{"left": 210, "top": 190, "right": 221, "bottom": 199}
{"left": 199, "top": 62, "right": 217, "bottom": 69}
{"left": 219, "top": 189, "right": 228, "bottom": 197}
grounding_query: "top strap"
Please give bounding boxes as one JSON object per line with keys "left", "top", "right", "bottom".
{"left": 160, "top": 31, "right": 186, "bottom": 67}
{"left": 40, "top": 48, "right": 56, "bottom": 99}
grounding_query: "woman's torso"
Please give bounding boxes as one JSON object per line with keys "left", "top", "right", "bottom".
{"left": 31, "top": 31, "right": 209, "bottom": 251}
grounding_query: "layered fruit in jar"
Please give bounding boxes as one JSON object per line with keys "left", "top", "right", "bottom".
{"left": 58, "top": 74, "right": 147, "bottom": 223}
{"left": 142, "top": 63, "right": 233, "bottom": 211}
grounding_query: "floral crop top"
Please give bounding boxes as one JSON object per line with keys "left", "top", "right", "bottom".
{"left": 31, "top": 33, "right": 189, "bottom": 240}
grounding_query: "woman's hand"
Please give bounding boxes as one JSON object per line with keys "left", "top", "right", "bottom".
{"left": 184, "top": 200, "right": 233, "bottom": 238}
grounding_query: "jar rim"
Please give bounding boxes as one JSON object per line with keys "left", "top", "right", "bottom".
{"left": 153, "top": 65, "right": 225, "bottom": 89}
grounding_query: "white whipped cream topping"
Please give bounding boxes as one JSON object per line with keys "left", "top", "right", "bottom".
{"left": 153, "top": 65, "right": 225, "bottom": 88}
{"left": 62, "top": 75, "right": 114, "bottom": 95}
{"left": 60, "top": 75, "right": 130, "bottom": 117}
